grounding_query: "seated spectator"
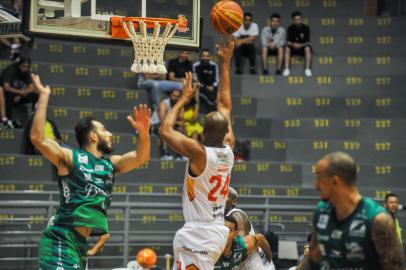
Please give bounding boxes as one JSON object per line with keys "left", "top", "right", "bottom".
{"left": 138, "top": 72, "right": 183, "bottom": 126}
{"left": 159, "top": 89, "right": 184, "bottom": 160}
{"left": 23, "top": 112, "right": 63, "bottom": 155}
{"left": 283, "top": 11, "right": 313, "bottom": 77}
{"left": 183, "top": 95, "right": 203, "bottom": 143}
{"left": 1, "top": 57, "right": 38, "bottom": 128}
{"left": 233, "top": 12, "right": 259, "bottom": 75}
{"left": 261, "top": 13, "right": 286, "bottom": 75}
{"left": 0, "top": 87, "right": 9, "bottom": 129}
{"left": 0, "top": 0, "right": 32, "bottom": 60}
{"left": 192, "top": 48, "right": 219, "bottom": 113}
{"left": 168, "top": 51, "right": 193, "bottom": 83}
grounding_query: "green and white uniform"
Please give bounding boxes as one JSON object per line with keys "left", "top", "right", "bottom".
{"left": 314, "top": 197, "right": 387, "bottom": 270}
{"left": 215, "top": 235, "right": 248, "bottom": 270}
{"left": 39, "top": 149, "right": 115, "bottom": 270}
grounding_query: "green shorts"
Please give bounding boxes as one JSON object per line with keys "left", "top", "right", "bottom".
{"left": 38, "top": 225, "right": 88, "bottom": 270}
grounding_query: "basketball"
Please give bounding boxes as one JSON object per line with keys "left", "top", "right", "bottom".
{"left": 210, "top": 0, "right": 244, "bottom": 35}
{"left": 136, "top": 248, "right": 157, "bottom": 268}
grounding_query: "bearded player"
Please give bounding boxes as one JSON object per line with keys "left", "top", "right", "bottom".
{"left": 159, "top": 40, "right": 235, "bottom": 270}
{"left": 30, "top": 74, "right": 150, "bottom": 270}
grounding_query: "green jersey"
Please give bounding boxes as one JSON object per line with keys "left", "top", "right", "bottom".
{"left": 215, "top": 235, "right": 248, "bottom": 270}
{"left": 54, "top": 148, "right": 115, "bottom": 235}
{"left": 314, "top": 197, "right": 386, "bottom": 270}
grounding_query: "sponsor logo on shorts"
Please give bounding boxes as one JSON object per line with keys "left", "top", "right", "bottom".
{"left": 182, "top": 246, "right": 208, "bottom": 255}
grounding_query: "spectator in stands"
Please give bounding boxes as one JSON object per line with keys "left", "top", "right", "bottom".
{"left": 168, "top": 51, "right": 193, "bottom": 83}
{"left": 0, "top": 0, "right": 32, "bottom": 60}
{"left": 138, "top": 73, "right": 183, "bottom": 126}
{"left": 384, "top": 193, "right": 403, "bottom": 244}
{"left": 159, "top": 89, "right": 184, "bottom": 160}
{"left": 261, "top": 13, "right": 286, "bottom": 75}
{"left": 0, "top": 87, "right": 8, "bottom": 129}
{"left": 192, "top": 48, "right": 219, "bottom": 113}
{"left": 183, "top": 95, "right": 203, "bottom": 143}
{"left": 1, "top": 57, "right": 38, "bottom": 128}
{"left": 283, "top": 11, "right": 312, "bottom": 77}
{"left": 233, "top": 12, "right": 259, "bottom": 75}
{"left": 23, "top": 112, "right": 63, "bottom": 155}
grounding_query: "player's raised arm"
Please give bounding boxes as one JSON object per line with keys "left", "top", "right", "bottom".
{"left": 159, "top": 72, "right": 205, "bottom": 168}
{"left": 244, "top": 233, "right": 273, "bottom": 262}
{"left": 30, "top": 74, "right": 72, "bottom": 169}
{"left": 110, "top": 105, "right": 150, "bottom": 174}
{"left": 216, "top": 39, "right": 235, "bottom": 149}
{"left": 371, "top": 212, "right": 405, "bottom": 270}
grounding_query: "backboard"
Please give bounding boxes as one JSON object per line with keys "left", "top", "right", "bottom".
{"left": 22, "top": 0, "right": 201, "bottom": 49}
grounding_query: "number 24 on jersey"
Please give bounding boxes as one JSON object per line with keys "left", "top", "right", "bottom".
{"left": 208, "top": 174, "right": 230, "bottom": 202}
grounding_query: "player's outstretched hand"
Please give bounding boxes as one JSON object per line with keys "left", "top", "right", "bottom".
{"left": 31, "top": 74, "right": 51, "bottom": 95}
{"left": 182, "top": 72, "right": 198, "bottom": 100}
{"left": 216, "top": 38, "right": 234, "bottom": 64}
{"left": 127, "top": 104, "right": 151, "bottom": 134}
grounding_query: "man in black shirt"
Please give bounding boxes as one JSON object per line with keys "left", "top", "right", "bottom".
{"left": 192, "top": 48, "right": 219, "bottom": 113}
{"left": 1, "top": 57, "right": 38, "bottom": 127}
{"left": 283, "top": 11, "right": 313, "bottom": 77}
{"left": 167, "top": 51, "right": 193, "bottom": 83}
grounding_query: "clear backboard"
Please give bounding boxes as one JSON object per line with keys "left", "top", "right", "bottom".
{"left": 22, "top": 0, "right": 201, "bottom": 49}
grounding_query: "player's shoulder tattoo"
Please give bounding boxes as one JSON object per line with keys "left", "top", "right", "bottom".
{"left": 371, "top": 212, "right": 404, "bottom": 270}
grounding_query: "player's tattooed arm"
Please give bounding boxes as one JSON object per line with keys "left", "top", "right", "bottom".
{"left": 371, "top": 213, "right": 405, "bottom": 270}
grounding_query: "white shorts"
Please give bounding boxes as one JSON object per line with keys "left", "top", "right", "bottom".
{"left": 173, "top": 222, "right": 228, "bottom": 270}
{"left": 237, "top": 251, "right": 276, "bottom": 270}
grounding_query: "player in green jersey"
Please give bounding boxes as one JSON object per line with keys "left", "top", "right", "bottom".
{"left": 30, "top": 74, "right": 150, "bottom": 270}
{"left": 215, "top": 214, "right": 272, "bottom": 270}
{"left": 301, "top": 152, "right": 404, "bottom": 270}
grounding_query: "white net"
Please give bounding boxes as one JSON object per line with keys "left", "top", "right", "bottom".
{"left": 122, "top": 19, "right": 179, "bottom": 74}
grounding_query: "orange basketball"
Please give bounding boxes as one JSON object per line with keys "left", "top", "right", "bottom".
{"left": 136, "top": 248, "right": 157, "bottom": 268}
{"left": 210, "top": 0, "right": 244, "bottom": 35}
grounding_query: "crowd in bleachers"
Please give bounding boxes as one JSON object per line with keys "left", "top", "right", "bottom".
{"left": 233, "top": 11, "right": 312, "bottom": 76}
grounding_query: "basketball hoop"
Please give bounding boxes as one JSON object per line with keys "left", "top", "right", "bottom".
{"left": 110, "top": 16, "right": 189, "bottom": 74}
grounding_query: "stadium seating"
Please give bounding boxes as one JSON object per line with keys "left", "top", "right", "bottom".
{"left": 1, "top": 0, "right": 406, "bottom": 268}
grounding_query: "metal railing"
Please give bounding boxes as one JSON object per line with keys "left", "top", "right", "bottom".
{"left": 0, "top": 197, "right": 315, "bottom": 267}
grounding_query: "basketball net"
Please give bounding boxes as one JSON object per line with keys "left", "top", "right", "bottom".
{"left": 122, "top": 20, "right": 179, "bottom": 74}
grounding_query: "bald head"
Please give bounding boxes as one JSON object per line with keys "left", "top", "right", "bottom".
{"left": 226, "top": 187, "right": 238, "bottom": 213}
{"left": 321, "top": 152, "right": 357, "bottom": 186}
{"left": 203, "top": 111, "right": 229, "bottom": 146}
